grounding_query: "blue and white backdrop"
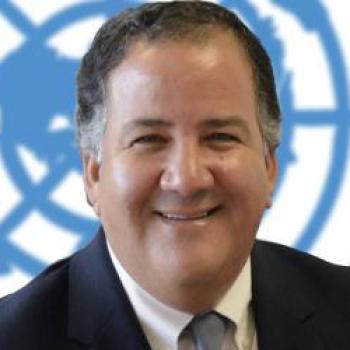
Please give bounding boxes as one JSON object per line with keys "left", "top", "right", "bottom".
{"left": 1, "top": 0, "right": 350, "bottom": 297}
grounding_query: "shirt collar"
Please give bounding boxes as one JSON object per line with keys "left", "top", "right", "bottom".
{"left": 106, "top": 238, "right": 252, "bottom": 350}
{"left": 215, "top": 258, "right": 252, "bottom": 326}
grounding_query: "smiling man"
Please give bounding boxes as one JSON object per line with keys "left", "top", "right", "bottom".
{"left": 1, "top": 1, "right": 350, "bottom": 350}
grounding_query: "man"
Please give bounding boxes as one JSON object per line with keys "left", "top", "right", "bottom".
{"left": 1, "top": 1, "right": 350, "bottom": 349}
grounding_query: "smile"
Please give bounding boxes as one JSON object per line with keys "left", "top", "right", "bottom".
{"left": 155, "top": 206, "right": 220, "bottom": 221}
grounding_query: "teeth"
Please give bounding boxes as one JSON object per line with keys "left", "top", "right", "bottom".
{"left": 158, "top": 210, "right": 212, "bottom": 220}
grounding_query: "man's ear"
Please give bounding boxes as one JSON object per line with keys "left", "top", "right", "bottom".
{"left": 82, "top": 153, "right": 101, "bottom": 217}
{"left": 265, "top": 148, "right": 278, "bottom": 208}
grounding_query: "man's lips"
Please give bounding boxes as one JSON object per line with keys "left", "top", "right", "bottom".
{"left": 154, "top": 206, "right": 221, "bottom": 221}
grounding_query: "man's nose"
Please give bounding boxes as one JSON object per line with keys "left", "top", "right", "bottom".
{"left": 160, "top": 142, "right": 215, "bottom": 196}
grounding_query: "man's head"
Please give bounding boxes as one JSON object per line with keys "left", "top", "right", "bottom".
{"left": 76, "top": 1, "right": 280, "bottom": 158}
{"left": 77, "top": 1, "right": 279, "bottom": 312}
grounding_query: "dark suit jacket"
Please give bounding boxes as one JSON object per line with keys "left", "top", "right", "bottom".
{"left": 1, "top": 227, "right": 350, "bottom": 350}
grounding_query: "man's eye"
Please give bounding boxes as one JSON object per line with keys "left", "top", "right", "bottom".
{"left": 131, "top": 134, "right": 166, "bottom": 146}
{"left": 205, "top": 133, "right": 240, "bottom": 142}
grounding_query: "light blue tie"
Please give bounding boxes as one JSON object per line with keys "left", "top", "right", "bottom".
{"left": 190, "top": 311, "right": 226, "bottom": 350}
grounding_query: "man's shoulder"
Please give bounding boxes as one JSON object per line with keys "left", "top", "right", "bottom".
{"left": 254, "top": 239, "right": 350, "bottom": 308}
{"left": 254, "top": 239, "right": 349, "bottom": 276}
{"left": 251, "top": 241, "right": 350, "bottom": 348}
{"left": 0, "top": 256, "right": 72, "bottom": 347}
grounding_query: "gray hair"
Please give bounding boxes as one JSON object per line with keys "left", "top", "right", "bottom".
{"left": 76, "top": 0, "right": 281, "bottom": 159}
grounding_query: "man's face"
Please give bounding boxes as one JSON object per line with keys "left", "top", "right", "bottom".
{"left": 84, "top": 31, "right": 277, "bottom": 309}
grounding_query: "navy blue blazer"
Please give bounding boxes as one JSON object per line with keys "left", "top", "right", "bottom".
{"left": 1, "top": 227, "right": 350, "bottom": 350}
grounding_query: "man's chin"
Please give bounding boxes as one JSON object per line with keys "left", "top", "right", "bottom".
{"left": 165, "top": 258, "right": 230, "bottom": 289}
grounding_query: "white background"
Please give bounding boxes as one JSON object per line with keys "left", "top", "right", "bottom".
{"left": 0, "top": 0, "right": 350, "bottom": 297}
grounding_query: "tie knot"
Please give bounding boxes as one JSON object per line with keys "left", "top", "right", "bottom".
{"left": 190, "top": 311, "right": 227, "bottom": 350}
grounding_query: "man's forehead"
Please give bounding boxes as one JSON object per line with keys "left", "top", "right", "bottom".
{"left": 103, "top": 28, "right": 257, "bottom": 137}
{"left": 108, "top": 28, "right": 248, "bottom": 75}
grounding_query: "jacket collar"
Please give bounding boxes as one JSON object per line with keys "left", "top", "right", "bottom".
{"left": 67, "top": 227, "right": 151, "bottom": 350}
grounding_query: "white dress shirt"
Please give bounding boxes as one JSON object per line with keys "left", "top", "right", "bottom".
{"left": 107, "top": 239, "right": 258, "bottom": 350}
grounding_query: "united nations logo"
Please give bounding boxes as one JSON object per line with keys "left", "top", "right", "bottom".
{"left": 0, "top": 0, "right": 349, "bottom": 295}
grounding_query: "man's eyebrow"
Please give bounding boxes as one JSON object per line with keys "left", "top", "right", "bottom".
{"left": 201, "top": 117, "right": 250, "bottom": 131}
{"left": 123, "top": 118, "right": 173, "bottom": 132}
{"left": 123, "top": 116, "right": 250, "bottom": 133}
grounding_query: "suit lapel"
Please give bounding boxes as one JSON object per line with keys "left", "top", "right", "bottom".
{"left": 67, "top": 227, "right": 151, "bottom": 350}
{"left": 251, "top": 241, "right": 326, "bottom": 350}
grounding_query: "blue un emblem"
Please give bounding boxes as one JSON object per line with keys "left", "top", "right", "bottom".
{"left": 0, "top": 0, "right": 349, "bottom": 295}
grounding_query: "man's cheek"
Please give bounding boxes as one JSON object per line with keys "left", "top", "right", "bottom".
{"left": 111, "top": 160, "right": 151, "bottom": 205}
